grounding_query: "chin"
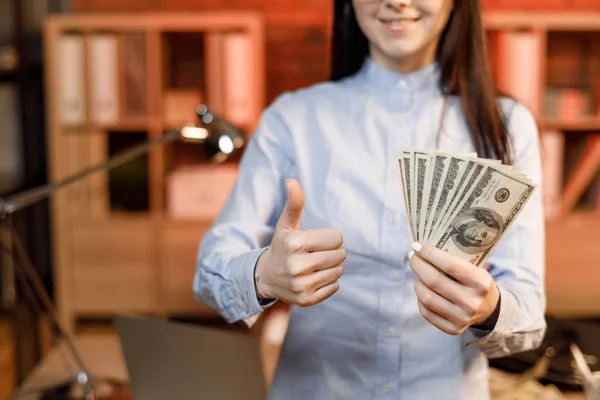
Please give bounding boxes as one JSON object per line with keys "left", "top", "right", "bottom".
{"left": 377, "top": 41, "right": 422, "bottom": 63}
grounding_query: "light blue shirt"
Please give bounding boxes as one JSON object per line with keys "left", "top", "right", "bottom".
{"left": 193, "top": 58, "right": 546, "bottom": 400}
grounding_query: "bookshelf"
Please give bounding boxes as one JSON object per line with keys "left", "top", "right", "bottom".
{"left": 484, "top": 12, "right": 600, "bottom": 317}
{"left": 69, "top": 1, "right": 333, "bottom": 107}
{"left": 540, "top": 117, "right": 600, "bottom": 132}
{"left": 43, "top": 12, "right": 266, "bottom": 331}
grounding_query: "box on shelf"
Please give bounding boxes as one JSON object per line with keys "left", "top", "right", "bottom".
{"left": 167, "top": 163, "right": 239, "bottom": 219}
{"left": 163, "top": 89, "right": 203, "bottom": 128}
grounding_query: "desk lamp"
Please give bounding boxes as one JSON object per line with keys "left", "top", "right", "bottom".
{"left": 0, "top": 105, "right": 245, "bottom": 399}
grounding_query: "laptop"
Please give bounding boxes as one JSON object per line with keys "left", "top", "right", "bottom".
{"left": 114, "top": 314, "right": 267, "bottom": 400}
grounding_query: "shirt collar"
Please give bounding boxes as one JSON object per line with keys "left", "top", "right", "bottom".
{"left": 359, "top": 57, "right": 441, "bottom": 94}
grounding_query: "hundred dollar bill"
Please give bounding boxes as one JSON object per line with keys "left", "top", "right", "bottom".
{"left": 429, "top": 161, "right": 485, "bottom": 244}
{"left": 420, "top": 152, "right": 449, "bottom": 242}
{"left": 430, "top": 156, "right": 505, "bottom": 243}
{"left": 398, "top": 150, "right": 415, "bottom": 238}
{"left": 432, "top": 161, "right": 512, "bottom": 242}
{"left": 433, "top": 165, "right": 537, "bottom": 266}
{"left": 424, "top": 154, "right": 470, "bottom": 242}
{"left": 418, "top": 152, "right": 437, "bottom": 240}
{"left": 420, "top": 150, "right": 478, "bottom": 241}
{"left": 413, "top": 151, "right": 430, "bottom": 241}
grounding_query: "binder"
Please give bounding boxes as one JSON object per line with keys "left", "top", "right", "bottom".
{"left": 204, "top": 32, "right": 226, "bottom": 116}
{"left": 494, "top": 30, "right": 543, "bottom": 117}
{"left": 88, "top": 33, "right": 120, "bottom": 125}
{"left": 540, "top": 130, "right": 565, "bottom": 219}
{"left": 223, "top": 32, "right": 254, "bottom": 128}
{"left": 58, "top": 34, "right": 86, "bottom": 126}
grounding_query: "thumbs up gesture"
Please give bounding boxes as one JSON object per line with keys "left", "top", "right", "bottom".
{"left": 255, "top": 179, "right": 346, "bottom": 307}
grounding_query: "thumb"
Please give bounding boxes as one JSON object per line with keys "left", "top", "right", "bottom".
{"left": 277, "top": 178, "right": 305, "bottom": 231}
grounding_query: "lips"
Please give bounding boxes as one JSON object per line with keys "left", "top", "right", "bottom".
{"left": 380, "top": 18, "right": 419, "bottom": 25}
{"left": 379, "top": 17, "right": 420, "bottom": 32}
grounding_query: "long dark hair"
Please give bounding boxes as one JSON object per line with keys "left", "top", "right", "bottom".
{"left": 330, "top": 0, "right": 512, "bottom": 164}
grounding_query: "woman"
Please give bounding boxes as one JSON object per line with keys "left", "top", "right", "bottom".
{"left": 193, "top": 0, "right": 546, "bottom": 398}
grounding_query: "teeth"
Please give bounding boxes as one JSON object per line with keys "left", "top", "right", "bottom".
{"left": 389, "top": 20, "right": 412, "bottom": 26}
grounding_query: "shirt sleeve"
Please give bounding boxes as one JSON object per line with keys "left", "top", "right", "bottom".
{"left": 465, "top": 101, "right": 547, "bottom": 358}
{"left": 192, "top": 94, "right": 295, "bottom": 326}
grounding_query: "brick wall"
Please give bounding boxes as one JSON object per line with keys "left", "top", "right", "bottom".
{"left": 73, "top": 0, "right": 600, "bottom": 12}
{"left": 70, "top": 0, "right": 599, "bottom": 103}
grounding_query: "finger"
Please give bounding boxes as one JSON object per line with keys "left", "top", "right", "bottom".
{"left": 303, "top": 247, "right": 346, "bottom": 272}
{"left": 414, "top": 279, "right": 468, "bottom": 327}
{"left": 307, "top": 281, "right": 340, "bottom": 306}
{"left": 412, "top": 241, "right": 483, "bottom": 287}
{"left": 307, "top": 264, "right": 343, "bottom": 291}
{"left": 288, "top": 263, "right": 342, "bottom": 295}
{"left": 409, "top": 253, "right": 465, "bottom": 305}
{"left": 417, "top": 299, "right": 462, "bottom": 336}
{"left": 301, "top": 228, "right": 344, "bottom": 252}
{"left": 276, "top": 179, "right": 305, "bottom": 231}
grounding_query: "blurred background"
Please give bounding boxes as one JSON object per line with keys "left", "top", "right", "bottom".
{"left": 0, "top": 1, "right": 599, "bottom": 399}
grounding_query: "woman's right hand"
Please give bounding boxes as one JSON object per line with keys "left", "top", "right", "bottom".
{"left": 255, "top": 178, "right": 346, "bottom": 307}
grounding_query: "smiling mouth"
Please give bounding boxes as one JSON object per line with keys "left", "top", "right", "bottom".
{"left": 379, "top": 17, "right": 420, "bottom": 31}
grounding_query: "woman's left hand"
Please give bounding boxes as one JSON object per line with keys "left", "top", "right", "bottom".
{"left": 408, "top": 241, "right": 500, "bottom": 336}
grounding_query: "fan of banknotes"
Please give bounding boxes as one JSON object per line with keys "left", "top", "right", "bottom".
{"left": 397, "top": 149, "right": 537, "bottom": 266}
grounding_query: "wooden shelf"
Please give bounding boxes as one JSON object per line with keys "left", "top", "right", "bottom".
{"left": 541, "top": 117, "right": 600, "bottom": 132}
{"left": 545, "top": 210, "right": 600, "bottom": 318}
{"left": 61, "top": 120, "right": 158, "bottom": 133}
{"left": 45, "top": 11, "right": 265, "bottom": 32}
{"left": 44, "top": 12, "right": 266, "bottom": 332}
{"left": 97, "top": 118, "right": 159, "bottom": 132}
{"left": 480, "top": 13, "right": 600, "bottom": 318}
{"left": 483, "top": 12, "right": 600, "bottom": 31}
{"left": 546, "top": 209, "right": 600, "bottom": 222}
{"left": 160, "top": 216, "right": 215, "bottom": 226}
{"left": 103, "top": 211, "right": 154, "bottom": 220}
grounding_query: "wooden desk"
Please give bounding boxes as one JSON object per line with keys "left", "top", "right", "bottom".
{"left": 14, "top": 333, "right": 586, "bottom": 400}
{"left": 13, "top": 335, "right": 129, "bottom": 400}
{"left": 12, "top": 332, "right": 280, "bottom": 400}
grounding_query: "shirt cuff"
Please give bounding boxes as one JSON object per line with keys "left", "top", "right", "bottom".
{"left": 465, "top": 284, "right": 519, "bottom": 346}
{"left": 228, "top": 247, "right": 277, "bottom": 327}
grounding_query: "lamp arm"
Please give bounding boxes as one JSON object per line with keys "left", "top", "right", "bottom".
{"left": 6, "top": 218, "right": 89, "bottom": 378}
{"left": 1, "top": 128, "right": 185, "bottom": 398}
{"left": 0, "top": 130, "right": 183, "bottom": 219}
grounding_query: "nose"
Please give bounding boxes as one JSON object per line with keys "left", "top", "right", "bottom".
{"left": 387, "top": 0, "right": 412, "bottom": 9}
{"left": 467, "top": 228, "right": 481, "bottom": 240}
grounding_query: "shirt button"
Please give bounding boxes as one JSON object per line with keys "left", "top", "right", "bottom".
{"left": 387, "top": 327, "right": 395, "bottom": 337}
{"left": 390, "top": 270, "right": 399, "bottom": 280}
{"left": 396, "top": 80, "right": 407, "bottom": 89}
{"left": 395, "top": 115, "right": 405, "bottom": 125}
{"left": 390, "top": 213, "right": 401, "bottom": 224}
{"left": 383, "top": 383, "right": 392, "bottom": 393}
